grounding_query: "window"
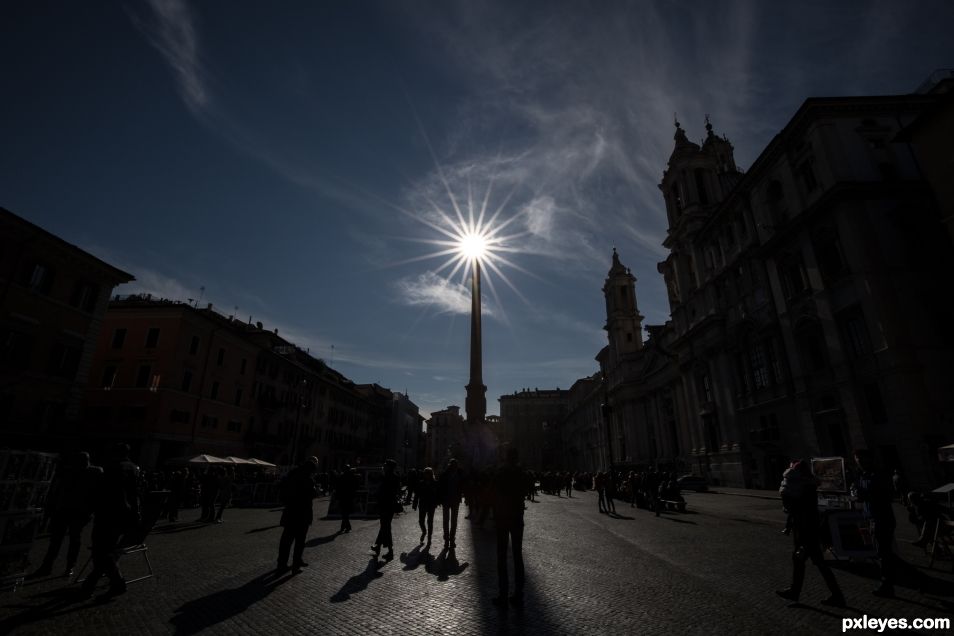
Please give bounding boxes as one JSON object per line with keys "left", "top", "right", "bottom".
{"left": 812, "top": 227, "right": 847, "bottom": 280}
{"left": 149, "top": 373, "right": 160, "bottom": 392}
{"left": 27, "top": 264, "right": 55, "bottom": 294}
{"left": 698, "top": 373, "right": 713, "bottom": 403}
{"left": 101, "top": 365, "right": 117, "bottom": 389}
{"left": 797, "top": 159, "right": 818, "bottom": 192}
{"left": 217, "top": 348, "right": 225, "bottom": 366}
{"left": 240, "top": 358, "right": 247, "bottom": 375}
{"left": 796, "top": 323, "right": 828, "bottom": 371}
{"left": 69, "top": 281, "right": 99, "bottom": 312}
{"left": 170, "top": 409, "right": 190, "bottom": 423}
{"left": 837, "top": 306, "right": 872, "bottom": 358}
{"left": 750, "top": 342, "right": 769, "bottom": 389}
{"left": 735, "top": 353, "right": 750, "bottom": 395}
{"left": 694, "top": 168, "right": 709, "bottom": 205}
{"left": 135, "top": 365, "right": 152, "bottom": 388}
{"left": 227, "top": 420, "right": 242, "bottom": 432}
{"left": 626, "top": 332, "right": 633, "bottom": 343}
{"left": 779, "top": 254, "right": 810, "bottom": 298}
{"left": 181, "top": 370, "right": 193, "bottom": 392}
{"left": 234, "top": 388, "right": 243, "bottom": 407}
{"left": 768, "top": 340, "right": 783, "bottom": 385}
{"left": 0, "top": 330, "right": 34, "bottom": 369}
{"left": 189, "top": 335, "right": 200, "bottom": 355}
{"left": 47, "top": 343, "right": 82, "bottom": 378}
{"left": 671, "top": 182, "right": 684, "bottom": 214}
{"left": 201, "top": 415, "right": 218, "bottom": 429}
{"left": 145, "top": 328, "right": 160, "bottom": 348}
{"left": 112, "top": 328, "right": 127, "bottom": 350}
{"left": 210, "top": 381, "right": 219, "bottom": 400}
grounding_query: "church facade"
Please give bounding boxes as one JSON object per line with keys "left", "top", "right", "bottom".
{"left": 556, "top": 78, "right": 954, "bottom": 489}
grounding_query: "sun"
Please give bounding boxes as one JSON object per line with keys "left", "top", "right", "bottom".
{"left": 458, "top": 231, "right": 489, "bottom": 262}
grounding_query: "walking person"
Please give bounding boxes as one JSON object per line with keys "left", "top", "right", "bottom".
{"left": 492, "top": 447, "right": 526, "bottom": 609}
{"left": 595, "top": 472, "right": 607, "bottom": 513}
{"left": 371, "top": 459, "right": 400, "bottom": 560}
{"left": 853, "top": 449, "right": 898, "bottom": 597}
{"left": 413, "top": 467, "right": 439, "bottom": 547}
{"left": 31, "top": 452, "right": 99, "bottom": 578}
{"left": 336, "top": 465, "right": 356, "bottom": 533}
{"left": 214, "top": 467, "right": 232, "bottom": 523}
{"left": 277, "top": 456, "right": 319, "bottom": 574}
{"left": 439, "top": 458, "right": 464, "bottom": 549}
{"left": 198, "top": 468, "right": 219, "bottom": 522}
{"left": 80, "top": 444, "right": 140, "bottom": 599}
{"left": 776, "top": 460, "right": 845, "bottom": 607}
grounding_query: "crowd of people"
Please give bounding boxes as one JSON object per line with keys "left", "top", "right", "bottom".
{"left": 27, "top": 442, "right": 951, "bottom": 610}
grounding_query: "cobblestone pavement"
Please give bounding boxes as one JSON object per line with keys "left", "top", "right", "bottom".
{"left": 2, "top": 491, "right": 952, "bottom": 635}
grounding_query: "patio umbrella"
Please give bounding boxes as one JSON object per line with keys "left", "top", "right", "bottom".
{"left": 937, "top": 444, "right": 954, "bottom": 462}
{"left": 187, "top": 454, "right": 226, "bottom": 464}
{"left": 247, "top": 458, "right": 277, "bottom": 467}
{"left": 223, "top": 456, "right": 254, "bottom": 464}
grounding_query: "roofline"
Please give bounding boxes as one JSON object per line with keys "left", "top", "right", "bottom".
{"left": 697, "top": 92, "right": 940, "bottom": 233}
{"left": 1, "top": 206, "right": 135, "bottom": 283}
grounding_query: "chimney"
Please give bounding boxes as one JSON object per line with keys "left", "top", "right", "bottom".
{"left": 274, "top": 328, "right": 279, "bottom": 335}
{"left": 256, "top": 322, "right": 263, "bottom": 330}
{"left": 206, "top": 303, "right": 213, "bottom": 310}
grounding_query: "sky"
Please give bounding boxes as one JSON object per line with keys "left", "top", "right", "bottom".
{"left": 2, "top": 1, "right": 953, "bottom": 418}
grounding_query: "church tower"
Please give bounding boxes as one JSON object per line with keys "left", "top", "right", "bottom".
{"left": 603, "top": 248, "right": 644, "bottom": 360}
{"left": 657, "top": 116, "right": 742, "bottom": 311}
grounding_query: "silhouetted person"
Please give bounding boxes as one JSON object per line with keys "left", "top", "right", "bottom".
{"left": 166, "top": 469, "right": 186, "bottom": 522}
{"left": 439, "top": 458, "right": 464, "bottom": 549}
{"left": 214, "top": 467, "right": 232, "bottom": 523}
{"left": 371, "top": 459, "right": 400, "bottom": 560}
{"left": 595, "top": 472, "right": 607, "bottom": 513}
{"left": 80, "top": 444, "right": 140, "bottom": 599}
{"left": 413, "top": 466, "right": 439, "bottom": 546}
{"left": 199, "top": 468, "right": 219, "bottom": 522}
{"left": 776, "top": 460, "right": 845, "bottom": 607}
{"left": 337, "top": 465, "right": 356, "bottom": 533}
{"left": 32, "top": 452, "right": 99, "bottom": 578}
{"left": 493, "top": 447, "right": 526, "bottom": 609}
{"left": 277, "top": 456, "right": 318, "bottom": 574}
{"left": 854, "top": 449, "right": 897, "bottom": 597}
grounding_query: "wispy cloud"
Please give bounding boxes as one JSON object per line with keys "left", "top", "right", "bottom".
{"left": 130, "top": 0, "right": 209, "bottom": 114}
{"left": 394, "top": 271, "right": 496, "bottom": 317}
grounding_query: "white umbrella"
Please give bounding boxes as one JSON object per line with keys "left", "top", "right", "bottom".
{"left": 223, "top": 456, "right": 254, "bottom": 464}
{"left": 187, "top": 454, "right": 226, "bottom": 464}
{"left": 247, "top": 458, "right": 277, "bottom": 467}
{"left": 937, "top": 444, "right": 954, "bottom": 462}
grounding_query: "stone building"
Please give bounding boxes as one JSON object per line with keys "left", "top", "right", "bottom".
{"left": 608, "top": 79, "right": 954, "bottom": 489}
{"left": 84, "top": 296, "right": 419, "bottom": 470}
{"left": 509, "top": 76, "right": 954, "bottom": 490}
{"left": 498, "top": 388, "right": 568, "bottom": 471}
{"left": 425, "top": 405, "right": 463, "bottom": 469}
{"left": 0, "top": 207, "right": 133, "bottom": 449}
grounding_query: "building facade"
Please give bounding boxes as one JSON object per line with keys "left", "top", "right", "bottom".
{"left": 498, "top": 389, "right": 569, "bottom": 471}
{"left": 500, "top": 77, "right": 954, "bottom": 490}
{"left": 1, "top": 207, "right": 133, "bottom": 449}
{"left": 84, "top": 296, "right": 421, "bottom": 470}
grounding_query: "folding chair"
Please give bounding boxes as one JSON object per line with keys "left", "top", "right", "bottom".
{"left": 928, "top": 518, "right": 954, "bottom": 572}
{"left": 75, "top": 491, "right": 167, "bottom": 586}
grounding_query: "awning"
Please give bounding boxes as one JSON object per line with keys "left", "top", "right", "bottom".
{"left": 187, "top": 454, "right": 227, "bottom": 464}
{"left": 938, "top": 444, "right": 954, "bottom": 462}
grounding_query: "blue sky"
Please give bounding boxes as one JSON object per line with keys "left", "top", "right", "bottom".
{"left": 3, "top": 1, "right": 953, "bottom": 418}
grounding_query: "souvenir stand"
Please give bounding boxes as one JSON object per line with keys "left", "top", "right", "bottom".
{"left": 0, "top": 450, "right": 58, "bottom": 592}
{"left": 812, "top": 456, "right": 877, "bottom": 560}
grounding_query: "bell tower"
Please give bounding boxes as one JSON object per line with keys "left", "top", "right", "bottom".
{"left": 603, "top": 248, "right": 644, "bottom": 359}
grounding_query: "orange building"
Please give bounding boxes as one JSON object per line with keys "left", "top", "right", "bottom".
{"left": 84, "top": 297, "right": 259, "bottom": 466}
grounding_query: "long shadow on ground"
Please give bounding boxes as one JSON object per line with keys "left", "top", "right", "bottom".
{"left": 169, "top": 570, "right": 292, "bottom": 635}
{"left": 330, "top": 557, "right": 383, "bottom": 603}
